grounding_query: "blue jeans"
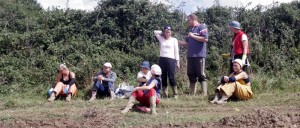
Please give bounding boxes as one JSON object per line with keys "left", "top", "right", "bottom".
{"left": 92, "top": 81, "right": 114, "bottom": 97}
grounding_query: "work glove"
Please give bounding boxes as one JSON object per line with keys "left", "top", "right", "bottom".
{"left": 64, "top": 85, "right": 69, "bottom": 94}
{"left": 221, "top": 53, "right": 230, "bottom": 58}
{"left": 242, "top": 55, "right": 247, "bottom": 66}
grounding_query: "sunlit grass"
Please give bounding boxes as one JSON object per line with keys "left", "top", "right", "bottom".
{"left": 0, "top": 73, "right": 299, "bottom": 127}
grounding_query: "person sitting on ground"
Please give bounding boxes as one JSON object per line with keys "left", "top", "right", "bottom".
{"left": 121, "top": 64, "right": 162, "bottom": 115}
{"left": 210, "top": 59, "right": 253, "bottom": 105}
{"left": 48, "top": 63, "right": 77, "bottom": 102}
{"left": 89, "top": 62, "right": 117, "bottom": 101}
{"left": 137, "top": 60, "right": 151, "bottom": 87}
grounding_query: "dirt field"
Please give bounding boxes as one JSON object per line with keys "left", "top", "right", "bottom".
{"left": 0, "top": 92, "right": 299, "bottom": 128}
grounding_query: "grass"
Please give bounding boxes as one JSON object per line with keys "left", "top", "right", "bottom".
{"left": 0, "top": 90, "right": 299, "bottom": 127}
{"left": 0, "top": 74, "right": 299, "bottom": 127}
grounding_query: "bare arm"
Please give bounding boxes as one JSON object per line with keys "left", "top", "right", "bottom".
{"left": 178, "top": 40, "right": 188, "bottom": 46}
{"left": 241, "top": 34, "right": 248, "bottom": 56}
{"left": 70, "top": 72, "right": 75, "bottom": 79}
{"left": 224, "top": 72, "right": 238, "bottom": 82}
{"left": 174, "top": 39, "right": 180, "bottom": 67}
{"left": 233, "top": 72, "right": 248, "bottom": 80}
{"left": 135, "top": 81, "right": 156, "bottom": 91}
{"left": 56, "top": 73, "right": 62, "bottom": 83}
{"left": 137, "top": 77, "right": 148, "bottom": 83}
{"left": 225, "top": 72, "right": 247, "bottom": 82}
{"left": 242, "top": 40, "right": 248, "bottom": 56}
{"left": 154, "top": 30, "right": 164, "bottom": 43}
{"left": 188, "top": 32, "right": 208, "bottom": 42}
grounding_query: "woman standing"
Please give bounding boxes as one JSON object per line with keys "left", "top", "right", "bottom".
{"left": 154, "top": 25, "right": 180, "bottom": 98}
{"left": 47, "top": 63, "right": 77, "bottom": 102}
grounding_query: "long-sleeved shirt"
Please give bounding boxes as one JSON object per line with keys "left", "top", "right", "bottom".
{"left": 93, "top": 70, "right": 117, "bottom": 83}
{"left": 154, "top": 30, "right": 180, "bottom": 65}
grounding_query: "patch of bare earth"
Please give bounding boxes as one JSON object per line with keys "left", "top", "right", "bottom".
{"left": 0, "top": 108, "right": 121, "bottom": 128}
{"left": 141, "top": 108, "right": 300, "bottom": 128}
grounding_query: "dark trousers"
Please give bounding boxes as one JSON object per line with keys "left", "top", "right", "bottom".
{"left": 229, "top": 54, "right": 248, "bottom": 73}
{"left": 187, "top": 57, "right": 206, "bottom": 83}
{"left": 159, "top": 57, "right": 176, "bottom": 87}
{"left": 92, "top": 81, "right": 114, "bottom": 97}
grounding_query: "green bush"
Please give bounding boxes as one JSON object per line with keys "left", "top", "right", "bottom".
{"left": 0, "top": 0, "right": 299, "bottom": 96}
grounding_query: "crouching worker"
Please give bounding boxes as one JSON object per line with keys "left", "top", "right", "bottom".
{"left": 121, "top": 64, "right": 162, "bottom": 115}
{"left": 137, "top": 60, "right": 151, "bottom": 87}
{"left": 210, "top": 59, "right": 253, "bottom": 105}
{"left": 89, "top": 62, "right": 117, "bottom": 101}
{"left": 48, "top": 63, "right": 77, "bottom": 102}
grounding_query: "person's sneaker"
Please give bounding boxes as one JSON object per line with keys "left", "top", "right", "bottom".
{"left": 216, "top": 93, "right": 228, "bottom": 105}
{"left": 209, "top": 99, "right": 218, "bottom": 104}
{"left": 47, "top": 93, "right": 55, "bottom": 102}
{"left": 216, "top": 100, "right": 227, "bottom": 105}
{"left": 174, "top": 95, "right": 178, "bottom": 99}
{"left": 66, "top": 94, "right": 71, "bottom": 102}
{"left": 121, "top": 109, "right": 128, "bottom": 114}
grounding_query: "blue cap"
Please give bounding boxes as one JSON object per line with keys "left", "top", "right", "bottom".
{"left": 163, "top": 25, "right": 171, "bottom": 31}
{"left": 140, "top": 61, "right": 150, "bottom": 69}
{"left": 229, "top": 21, "right": 241, "bottom": 29}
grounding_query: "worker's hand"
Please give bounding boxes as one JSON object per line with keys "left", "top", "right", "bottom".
{"left": 131, "top": 87, "right": 138, "bottom": 94}
{"left": 221, "top": 53, "right": 230, "bottom": 58}
{"left": 242, "top": 55, "right": 247, "bottom": 66}
{"left": 223, "top": 76, "right": 229, "bottom": 83}
{"left": 176, "top": 63, "right": 180, "bottom": 71}
{"left": 188, "top": 32, "right": 194, "bottom": 37}
{"left": 97, "top": 75, "right": 103, "bottom": 81}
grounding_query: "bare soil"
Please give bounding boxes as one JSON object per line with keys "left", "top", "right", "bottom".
{"left": 0, "top": 107, "right": 299, "bottom": 128}
{"left": 149, "top": 108, "right": 300, "bottom": 128}
{"left": 0, "top": 108, "right": 121, "bottom": 128}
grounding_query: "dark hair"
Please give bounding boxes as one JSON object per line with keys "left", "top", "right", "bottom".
{"left": 161, "top": 25, "right": 172, "bottom": 39}
{"left": 163, "top": 25, "right": 171, "bottom": 31}
{"left": 188, "top": 13, "right": 198, "bottom": 21}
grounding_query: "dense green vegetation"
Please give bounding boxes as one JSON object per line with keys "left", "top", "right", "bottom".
{"left": 0, "top": 0, "right": 299, "bottom": 97}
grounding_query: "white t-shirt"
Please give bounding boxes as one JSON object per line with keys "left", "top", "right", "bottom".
{"left": 242, "top": 34, "right": 248, "bottom": 41}
{"left": 154, "top": 30, "right": 180, "bottom": 65}
{"left": 232, "top": 34, "right": 248, "bottom": 46}
{"left": 137, "top": 71, "right": 151, "bottom": 80}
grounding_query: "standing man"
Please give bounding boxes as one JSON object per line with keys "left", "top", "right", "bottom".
{"left": 228, "top": 21, "right": 250, "bottom": 73}
{"left": 179, "top": 14, "right": 209, "bottom": 96}
{"left": 89, "top": 62, "right": 117, "bottom": 101}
